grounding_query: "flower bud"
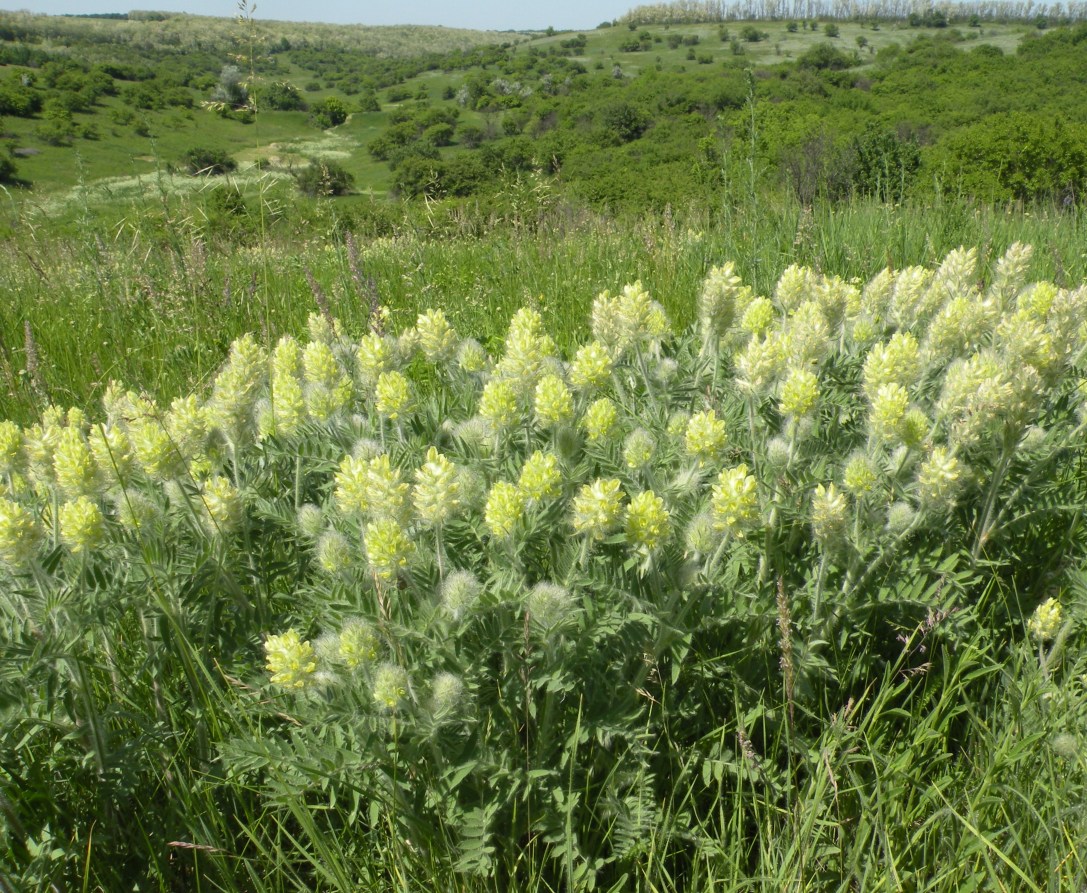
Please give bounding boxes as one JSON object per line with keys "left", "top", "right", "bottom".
{"left": 1027, "top": 597, "right": 1062, "bottom": 643}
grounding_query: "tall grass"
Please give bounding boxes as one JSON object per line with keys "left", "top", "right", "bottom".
{"left": 1, "top": 190, "right": 1085, "bottom": 425}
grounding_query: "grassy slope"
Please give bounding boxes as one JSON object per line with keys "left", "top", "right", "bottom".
{"left": 0, "top": 14, "right": 1035, "bottom": 204}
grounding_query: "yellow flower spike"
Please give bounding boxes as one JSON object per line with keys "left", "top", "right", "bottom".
{"left": 684, "top": 409, "right": 727, "bottom": 465}
{"left": 569, "top": 341, "right": 613, "bottom": 391}
{"left": 337, "top": 618, "right": 381, "bottom": 668}
{"left": 479, "top": 378, "right": 520, "bottom": 433}
{"left": 625, "top": 490, "right": 671, "bottom": 554}
{"left": 374, "top": 370, "right": 412, "bottom": 421}
{"left": 572, "top": 478, "right": 625, "bottom": 540}
{"left": 52, "top": 426, "right": 98, "bottom": 499}
{"left": 372, "top": 663, "right": 410, "bottom": 710}
{"left": 484, "top": 481, "right": 524, "bottom": 539}
{"left": 518, "top": 451, "right": 561, "bottom": 501}
{"left": 364, "top": 518, "right": 414, "bottom": 581}
{"left": 811, "top": 483, "right": 848, "bottom": 546}
{"left": 1028, "top": 597, "right": 1062, "bottom": 644}
{"left": 534, "top": 374, "right": 573, "bottom": 427}
{"left": 0, "top": 420, "right": 23, "bottom": 478}
{"left": 711, "top": 465, "right": 759, "bottom": 538}
{"left": 0, "top": 497, "right": 40, "bottom": 567}
{"left": 59, "top": 495, "right": 105, "bottom": 554}
{"left": 779, "top": 367, "right": 820, "bottom": 418}
{"left": 582, "top": 397, "right": 618, "bottom": 444}
{"left": 413, "top": 447, "right": 460, "bottom": 526}
{"left": 201, "top": 475, "right": 243, "bottom": 535}
{"left": 264, "top": 629, "right": 317, "bottom": 688}
{"left": 416, "top": 308, "right": 458, "bottom": 363}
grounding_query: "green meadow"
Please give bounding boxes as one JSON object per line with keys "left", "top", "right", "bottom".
{"left": 2, "top": 4, "right": 1087, "bottom": 891}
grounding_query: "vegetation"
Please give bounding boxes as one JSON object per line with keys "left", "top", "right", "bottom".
{"left": 2, "top": 4, "right": 1087, "bottom": 891}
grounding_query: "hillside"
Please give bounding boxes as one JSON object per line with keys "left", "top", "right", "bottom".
{"left": 1, "top": 8, "right": 1086, "bottom": 212}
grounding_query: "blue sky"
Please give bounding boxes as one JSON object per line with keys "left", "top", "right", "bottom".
{"left": 1, "top": 1, "right": 631, "bottom": 31}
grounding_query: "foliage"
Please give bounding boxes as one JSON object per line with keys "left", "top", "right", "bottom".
{"left": 311, "top": 96, "right": 348, "bottom": 129}
{"left": 183, "top": 146, "right": 238, "bottom": 176}
{"left": 259, "top": 80, "right": 306, "bottom": 111}
{"left": 293, "top": 158, "right": 355, "bottom": 196}
{"left": 931, "top": 112, "right": 1087, "bottom": 203}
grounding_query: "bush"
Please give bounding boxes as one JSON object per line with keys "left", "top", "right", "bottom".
{"left": 293, "top": 158, "right": 354, "bottom": 196}
{"left": 183, "top": 146, "right": 237, "bottom": 176}
{"left": 934, "top": 112, "right": 1087, "bottom": 203}
{"left": 311, "top": 96, "right": 348, "bottom": 129}
{"left": 260, "top": 80, "right": 306, "bottom": 111}
{"left": 0, "top": 150, "right": 16, "bottom": 183}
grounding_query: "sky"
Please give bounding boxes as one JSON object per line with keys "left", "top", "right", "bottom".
{"left": 0, "top": 1, "right": 632, "bottom": 31}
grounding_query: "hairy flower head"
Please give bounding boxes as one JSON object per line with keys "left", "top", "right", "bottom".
{"left": 623, "top": 428, "right": 656, "bottom": 470}
{"left": 811, "top": 483, "right": 848, "bottom": 545}
{"left": 625, "top": 490, "right": 671, "bottom": 554}
{"left": 479, "top": 378, "right": 520, "bottom": 433}
{"left": 862, "top": 333, "right": 920, "bottom": 400}
{"left": 518, "top": 450, "right": 561, "bottom": 501}
{"left": 59, "top": 495, "right": 105, "bottom": 554}
{"left": 364, "top": 518, "right": 414, "bottom": 581}
{"left": 684, "top": 409, "right": 727, "bottom": 465}
{"left": 0, "top": 497, "right": 40, "bottom": 567}
{"left": 569, "top": 341, "right": 614, "bottom": 391}
{"left": 201, "top": 475, "right": 243, "bottom": 535}
{"left": 699, "top": 262, "right": 742, "bottom": 339}
{"left": 779, "top": 367, "right": 820, "bottom": 418}
{"left": 264, "top": 629, "right": 317, "bottom": 688}
{"left": 1028, "top": 597, "right": 1062, "bottom": 643}
{"left": 582, "top": 397, "right": 618, "bottom": 444}
{"left": 868, "top": 383, "right": 909, "bottom": 444}
{"left": 572, "top": 478, "right": 625, "bottom": 540}
{"left": 337, "top": 618, "right": 381, "bottom": 668}
{"left": 416, "top": 308, "right": 458, "bottom": 363}
{"left": 53, "top": 425, "right": 98, "bottom": 499}
{"left": 484, "top": 480, "right": 524, "bottom": 539}
{"left": 534, "top": 374, "right": 573, "bottom": 427}
{"left": 413, "top": 447, "right": 460, "bottom": 526}
{"left": 842, "top": 453, "right": 878, "bottom": 496}
{"left": 372, "top": 663, "right": 410, "bottom": 710}
{"left": 0, "top": 421, "right": 22, "bottom": 478}
{"left": 374, "top": 370, "right": 412, "bottom": 420}
{"left": 740, "top": 296, "right": 775, "bottom": 336}
{"left": 917, "top": 446, "right": 964, "bottom": 511}
{"left": 442, "top": 569, "right": 483, "bottom": 619}
{"left": 316, "top": 529, "right": 354, "bottom": 575}
{"left": 711, "top": 464, "right": 759, "bottom": 537}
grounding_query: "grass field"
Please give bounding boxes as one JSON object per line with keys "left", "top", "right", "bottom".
{"left": 2, "top": 8, "right": 1087, "bottom": 893}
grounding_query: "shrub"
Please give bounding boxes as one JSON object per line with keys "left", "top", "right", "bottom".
{"left": 260, "top": 80, "right": 306, "bottom": 111}
{"left": 183, "top": 146, "right": 237, "bottom": 176}
{"left": 311, "top": 96, "right": 348, "bottom": 129}
{"left": 293, "top": 158, "right": 354, "bottom": 196}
